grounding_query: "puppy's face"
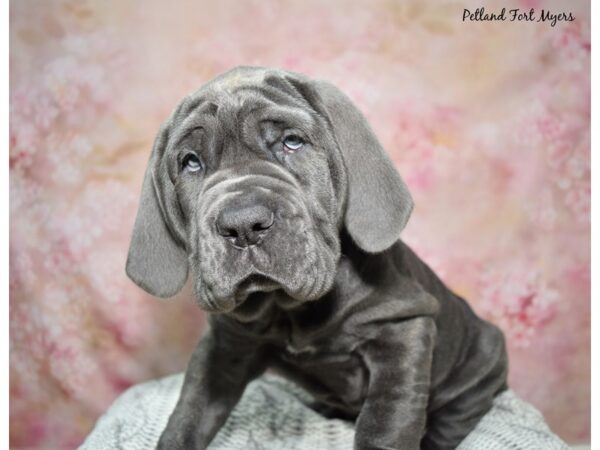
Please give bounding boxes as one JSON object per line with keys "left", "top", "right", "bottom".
{"left": 127, "top": 67, "right": 414, "bottom": 319}
{"left": 174, "top": 75, "right": 344, "bottom": 316}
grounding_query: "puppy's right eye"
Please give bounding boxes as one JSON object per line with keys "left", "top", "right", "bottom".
{"left": 283, "top": 135, "right": 304, "bottom": 151}
{"left": 182, "top": 153, "right": 202, "bottom": 173}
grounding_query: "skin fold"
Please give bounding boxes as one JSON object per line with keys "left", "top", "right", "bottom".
{"left": 126, "top": 66, "right": 508, "bottom": 450}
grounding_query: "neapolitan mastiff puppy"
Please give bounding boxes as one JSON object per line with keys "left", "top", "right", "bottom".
{"left": 126, "top": 66, "right": 508, "bottom": 450}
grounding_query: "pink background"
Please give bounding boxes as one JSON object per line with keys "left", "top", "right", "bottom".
{"left": 9, "top": 0, "right": 590, "bottom": 448}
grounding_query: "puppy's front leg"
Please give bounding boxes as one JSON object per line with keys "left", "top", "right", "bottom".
{"left": 156, "top": 326, "right": 267, "bottom": 450}
{"left": 354, "top": 317, "right": 436, "bottom": 450}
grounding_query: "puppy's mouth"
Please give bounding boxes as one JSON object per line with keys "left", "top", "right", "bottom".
{"left": 235, "top": 274, "right": 280, "bottom": 302}
{"left": 196, "top": 273, "right": 282, "bottom": 313}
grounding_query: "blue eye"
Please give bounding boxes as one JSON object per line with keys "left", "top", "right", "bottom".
{"left": 182, "top": 153, "right": 202, "bottom": 173}
{"left": 283, "top": 135, "right": 304, "bottom": 151}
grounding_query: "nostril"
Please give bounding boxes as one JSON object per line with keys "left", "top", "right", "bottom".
{"left": 216, "top": 221, "right": 239, "bottom": 238}
{"left": 252, "top": 213, "right": 274, "bottom": 232}
{"left": 223, "top": 228, "right": 238, "bottom": 238}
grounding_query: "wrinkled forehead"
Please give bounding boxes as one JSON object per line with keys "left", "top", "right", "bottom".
{"left": 169, "top": 68, "right": 318, "bottom": 140}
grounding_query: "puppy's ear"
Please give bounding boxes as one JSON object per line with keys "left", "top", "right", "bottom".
{"left": 313, "top": 81, "right": 414, "bottom": 253}
{"left": 126, "top": 124, "right": 189, "bottom": 298}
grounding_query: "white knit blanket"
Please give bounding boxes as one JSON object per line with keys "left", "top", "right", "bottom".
{"left": 79, "top": 373, "right": 569, "bottom": 450}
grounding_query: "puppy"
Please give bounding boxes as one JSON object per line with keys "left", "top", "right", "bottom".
{"left": 126, "top": 66, "right": 508, "bottom": 450}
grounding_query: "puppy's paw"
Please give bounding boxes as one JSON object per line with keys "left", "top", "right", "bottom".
{"left": 156, "top": 425, "right": 204, "bottom": 450}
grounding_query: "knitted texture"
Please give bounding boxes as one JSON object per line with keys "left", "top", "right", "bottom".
{"left": 79, "top": 374, "right": 569, "bottom": 450}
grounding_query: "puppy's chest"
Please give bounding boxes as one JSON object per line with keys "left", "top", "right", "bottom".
{"left": 273, "top": 331, "right": 369, "bottom": 413}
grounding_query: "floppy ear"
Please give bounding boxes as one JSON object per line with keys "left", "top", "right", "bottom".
{"left": 314, "top": 81, "right": 414, "bottom": 253}
{"left": 126, "top": 125, "right": 189, "bottom": 298}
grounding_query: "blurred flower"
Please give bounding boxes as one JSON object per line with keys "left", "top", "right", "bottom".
{"left": 479, "top": 263, "right": 559, "bottom": 347}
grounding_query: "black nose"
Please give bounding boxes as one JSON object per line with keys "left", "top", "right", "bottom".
{"left": 216, "top": 204, "right": 275, "bottom": 248}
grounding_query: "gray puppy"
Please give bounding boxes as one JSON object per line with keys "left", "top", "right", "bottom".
{"left": 126, "top": 66, "right": 508, "bottom": 450}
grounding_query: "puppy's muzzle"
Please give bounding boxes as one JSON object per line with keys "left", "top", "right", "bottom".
{"left": 216, "top": 201, "right": 275, "bottom": 249}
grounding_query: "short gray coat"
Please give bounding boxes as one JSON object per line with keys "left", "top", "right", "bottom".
{"left": 126, "top": 66, "right": 508, "bottom": 450}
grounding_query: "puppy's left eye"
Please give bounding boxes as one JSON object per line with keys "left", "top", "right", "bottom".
{"left": 182, "top": 153, "right": 202, "bottom": 173}
{"left": 283, "top": 135, "right": 304, "bottom": 151}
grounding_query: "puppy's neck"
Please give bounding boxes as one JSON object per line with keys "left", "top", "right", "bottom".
{"left": 212, "top": 238, "right": 398, "bottom": 343}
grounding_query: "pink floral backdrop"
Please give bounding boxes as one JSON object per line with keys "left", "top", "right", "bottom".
{"left": 9, "top": 0, "right": 590, "bottom": 448}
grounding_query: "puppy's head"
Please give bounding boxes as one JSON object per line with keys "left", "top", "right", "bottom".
{"left": 126, "top": 67, "right": 413, "bottom": 318}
